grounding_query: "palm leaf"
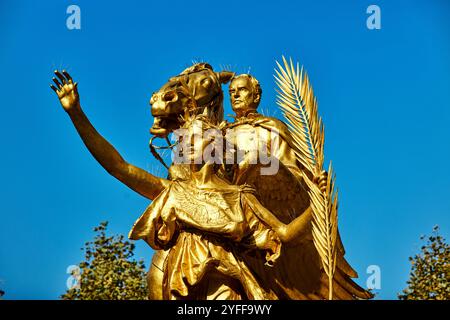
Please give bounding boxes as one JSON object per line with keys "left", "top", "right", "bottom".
{"left": 302, "top": 163, "right": 338, "bottom": 300}
{"left": 274, "top": 56, "right": 338, "bottom": 300}
{"left": 274, "top": 56, "right": 324, "bottom": 175}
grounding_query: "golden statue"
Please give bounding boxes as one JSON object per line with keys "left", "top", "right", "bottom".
{"left": 50, "top": 58, "right": 372, "bottom": 300}
{"left": 129, "top": 114, "right": 322, "bottom": 299}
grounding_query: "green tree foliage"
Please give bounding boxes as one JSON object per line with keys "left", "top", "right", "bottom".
{"left": 62, "top": 221, "right": 148, "bottom": 300}
{"left": 0, "top": 280, "right": 4, "bottom": 299}
{"left": 399, "top": 226, "right": 449, "bottom": 300}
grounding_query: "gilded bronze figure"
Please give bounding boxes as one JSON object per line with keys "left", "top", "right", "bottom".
{"left": 50, "top": 58, "right": 372, "bottom": 300}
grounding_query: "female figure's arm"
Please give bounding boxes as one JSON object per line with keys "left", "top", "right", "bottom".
{"left": 51, "top": 70, "right": 168, "bottom": 200}
{"left": 244, "top": 193, "right": 312, "bottom": 243}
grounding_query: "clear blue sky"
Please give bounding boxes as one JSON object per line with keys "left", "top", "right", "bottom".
{"left": 0, "top": 0, "right": 449, "bottom": 300}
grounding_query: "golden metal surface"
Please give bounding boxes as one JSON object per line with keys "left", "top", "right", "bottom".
{"left": 50, "top": 60, "right": 372, "bottom": 300}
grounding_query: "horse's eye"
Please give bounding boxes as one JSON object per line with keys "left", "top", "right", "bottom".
{"left": 201, "top": 78, "right": 211, "bottom": 88}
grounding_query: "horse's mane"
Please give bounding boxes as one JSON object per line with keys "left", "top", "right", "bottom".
{"left": 180, "top": 63, "right": 213, "bottom": 75}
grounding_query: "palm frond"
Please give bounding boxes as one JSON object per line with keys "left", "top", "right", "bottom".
{"left": 274, "top": 56, "right": 324, "bottom": 175}
{"left": 274, "top": 56, "right": 338, "bottom": 299}
{"left": 302, "top": 163, "right": 338, "bottom": 300}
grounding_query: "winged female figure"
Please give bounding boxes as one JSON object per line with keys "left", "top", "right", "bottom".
{"left": 50, "top": 60, "right": 372, "bottom": 300}
{"left": 50, "top": 69, "right": 316, "bottom": 299}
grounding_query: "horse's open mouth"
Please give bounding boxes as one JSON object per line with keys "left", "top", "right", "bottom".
{"left": 150, "top": 127, "right": 168, "bottom": 137}
{"left": 150, "top": 116, "right": 179, "bottom": 137}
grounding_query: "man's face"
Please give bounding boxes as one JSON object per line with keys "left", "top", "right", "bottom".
{"left": 229, "top": 77, "right": 259, "bottom": 115}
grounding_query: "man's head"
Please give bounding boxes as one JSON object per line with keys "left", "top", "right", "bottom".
{"left": 228, "top": 74, "right": 262, "bottom": 117}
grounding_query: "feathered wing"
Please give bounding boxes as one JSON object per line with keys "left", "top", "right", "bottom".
{"left": 236, "top": 162, "right": 371, "bottom": 300}
{"left": 236, "top": 56, "right": 371, "bottom": 299}
{"left": 275, "top": 56, "right": 341, "bottom": 299}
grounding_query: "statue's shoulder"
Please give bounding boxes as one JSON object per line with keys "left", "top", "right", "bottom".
{"left": 226, "top": 113, "right": 293, "bottom": 142}
{"left": 253, "top": 114, "right": 291, "bottom": 137}
{"left": 256, "top": 115, "right": 288, "bottom": 128}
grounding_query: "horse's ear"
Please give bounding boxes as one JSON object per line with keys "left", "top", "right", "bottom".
{"left": 216, "top": 71, "right": 235, "bottom": 84}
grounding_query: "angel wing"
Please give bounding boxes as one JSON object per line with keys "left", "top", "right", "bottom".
{"left": 231, "top": 56, "right": 372, "bottom": 299}
{"left": 235, "top": 162, "right": 371, "bottom": 299}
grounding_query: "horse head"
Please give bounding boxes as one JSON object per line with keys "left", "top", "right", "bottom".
{"left": 150, "top": 63, "right": 234, "bottom": 137}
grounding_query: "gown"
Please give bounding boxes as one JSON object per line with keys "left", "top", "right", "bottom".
{"left": 129, "top": 177, "right": 281, "bottom": 300}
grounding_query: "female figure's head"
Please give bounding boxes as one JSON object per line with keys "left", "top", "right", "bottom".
{"left": 173, "top": 114, "right": 227, "bottom": 166}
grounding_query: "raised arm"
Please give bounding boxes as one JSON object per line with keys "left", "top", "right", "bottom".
{"left": 50, "top": 70, "right": 168, "bottom": 200}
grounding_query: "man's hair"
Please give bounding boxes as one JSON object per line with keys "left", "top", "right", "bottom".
{"left": 230, "top": 74, "right": 262, "bottom": 98}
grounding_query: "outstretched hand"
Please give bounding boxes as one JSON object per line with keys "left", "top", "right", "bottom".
{"left": 50, "top": 70, "right": 79, "bottom": 112}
